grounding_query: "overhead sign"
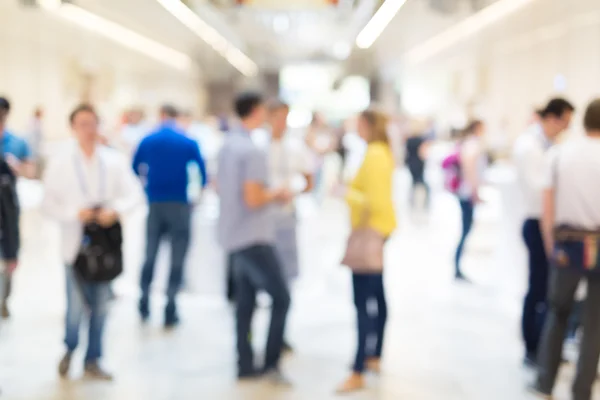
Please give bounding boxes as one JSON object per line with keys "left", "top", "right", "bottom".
{"left": 235, "top": 0, "right": 339, "bottom": 7}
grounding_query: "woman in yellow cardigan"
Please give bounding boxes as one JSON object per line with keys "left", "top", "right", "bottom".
{"left": 337, "top": 110, "right": 397, "bottom": 393}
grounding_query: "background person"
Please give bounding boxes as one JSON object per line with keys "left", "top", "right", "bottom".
{"left": 133, "top": 104, "right": 208, "bottom": 328}
{"left": 534, "top": 98, "right": 600, "bottom": 400}
{"left": 0, "top": 97, "right": 35, "bottom": 319}
{"left": 42, "top": 104, "right": 143, "bottom": 380}
{"left": 337, "top": 110, "right": 397, "bottom": 394}
{"left": 513, "top": 98, "right": 574, "bottom": 366}
{"left": 454, "top": 120, "right": 486, "bottom": 282}
{"left": 217, "top": 92, "right": 292, "bottom": 384}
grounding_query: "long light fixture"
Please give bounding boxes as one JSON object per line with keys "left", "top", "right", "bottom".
{"left": 356, "top": 0, "right": 408, "bottom": 49}
{"left": 155, "top": 0, "right": 258, "bottom": 77}
{"left": 405, "top": 0, "right": 539, "bottom": 65}
{"left": 39, "top": 0, "right": 192, "bottom": 71}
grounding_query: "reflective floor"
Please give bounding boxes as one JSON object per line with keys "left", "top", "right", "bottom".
{"left": 0, "top": 168, "right": 592, "bottom": 399}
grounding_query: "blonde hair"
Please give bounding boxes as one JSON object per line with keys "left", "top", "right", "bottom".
{"left": 360, "top": 110, "right": 389, "bottom": 144}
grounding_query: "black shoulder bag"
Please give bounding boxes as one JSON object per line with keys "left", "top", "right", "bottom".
{"left": 552, "top": 153, "right": 600, "bottom": 275}
{"left": 0, "top": 138, "right": 20, "bottom": 261}
{"left": 72, "top": 154, "right": 123, "bottom": 283}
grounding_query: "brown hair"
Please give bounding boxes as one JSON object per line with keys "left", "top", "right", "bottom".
{"left": 360, "top": 110, "right": 389, "bottom": 144}
{"left": 69, "top": 104, "right": 98, "bottom": 125}
{"left": 584, "top": 99, "right": 600, "bottom": 132}
{"left": 462, "top": 119, "right": 483, "bottom": 137}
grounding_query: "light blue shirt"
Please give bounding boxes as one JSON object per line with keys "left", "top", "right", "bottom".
{"left": 2, "top": 131, "right": 31, "bottom": 161}
{"left": 217, "top": 129, "right": 274, "bottom": 252}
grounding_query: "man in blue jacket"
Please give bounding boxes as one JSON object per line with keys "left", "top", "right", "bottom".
{"left": 133, "top": 104, "right": 207, "bottom": 328}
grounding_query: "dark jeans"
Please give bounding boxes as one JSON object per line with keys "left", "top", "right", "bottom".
{"left": 230, "top": 244, "right": 290, "bottom": 375}
{"left": 455, "top": 199, "right": 474, "bottom": 277}
{"left": 226, "top": 253, "right": 235, "bottom": 302}
{"left": 140, "top": 202, "right": 191, "bottom": 320}
{"left": 409, "top": 166, "right": 429, "bottom": 208}
{"left": 352, "top": 272, "right": 387, "bottom": 373}
{"left": 537, "top": 267, "right": 600, "bottom": 400}
{"left": 65, "top": 267, "right": 111, "bottom": 362}
{"left": 521, "top": 219, "right": 549, "bottom": 357}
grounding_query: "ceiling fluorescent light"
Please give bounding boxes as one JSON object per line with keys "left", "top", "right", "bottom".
{"left": 155, "top": 0, "right": 258, "bottom": 77}
{"left": 356, "top": 0, "right": 408, "bottom": 49}
{"left": 40, "top": 2, "right": 192, "bottom": 71}
{"left": 405, "top": 0, "right": 538, "bottom": 65}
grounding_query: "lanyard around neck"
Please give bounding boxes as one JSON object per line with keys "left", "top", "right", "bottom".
{"left": 73, "top": 152, "right": 105, "bottom": 202}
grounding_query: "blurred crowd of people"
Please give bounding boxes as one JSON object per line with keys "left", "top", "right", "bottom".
{"left": 2, "top": 87, "right": 600, "bottom": 399}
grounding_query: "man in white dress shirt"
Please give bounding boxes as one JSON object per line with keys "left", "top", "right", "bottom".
{"left": 514, "top": 98, "right": 574, "bottom": 366}
{"left": 42, "top": 104, "right": 143, "bottom": 380}
{"left": 268, "top": 100, "right": 313, "bottom": 352}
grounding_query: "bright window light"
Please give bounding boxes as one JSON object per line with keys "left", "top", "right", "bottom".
{"left": 405, "top": 0, "right": 539, "bottom": 65}
{"left": 40, "top": 2, "right": 192, "bottom": 71}
{"left": 356, "top": 0, "right": 408, "bottom": 49}
{"left": 155, "top": 0, "right": 258, "bottom": 77}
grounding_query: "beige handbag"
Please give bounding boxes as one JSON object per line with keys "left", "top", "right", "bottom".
{"left": 341, "top": 208, "right": 385, "bottom": 273}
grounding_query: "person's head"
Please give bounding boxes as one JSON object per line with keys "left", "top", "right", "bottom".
{"left": 178, "top": 110, "right": 193, "bottom": 129}
{"left": 159, "top": 104, "right": 179, "bottom": 122}
{"left": 234, "top": 91, "right": 266, "bottom": 131}
{"left": 538, "top": 98, "right": 575, "bottom": 138}
{"left": 584, "top": 99, "right": 600, "bottom": 135}
{"left": 34, "top": 106, "right": 44, "bottom": 119}
{"left": 69, "top": 104, "right": 99, "bottom": 145}
{"left": 463, "top": 120, "right": 485, "bottom": 138}
{"left": 357, "top": 110, "right": 389, "bottom": 144}
{"left": 128, "top": 108, "right": 145, "bottom": 125}
{"left": 268, "top": 100, "right": 289, "bottom": 139}
{"left": 0, "top": 97, "right": 10, "bottom": 131}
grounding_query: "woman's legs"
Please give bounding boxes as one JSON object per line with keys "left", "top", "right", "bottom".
{"left": 455, "top": 199, "right": 474, "bottom": 280}
{"left": 372, "top": 274, "right": 387, "bottom": 359}
{"left": 351, "top": 273, "right": 372, "bottom": 373}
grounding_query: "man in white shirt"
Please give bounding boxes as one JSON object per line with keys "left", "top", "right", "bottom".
{"left": 268, "top": 100, "right": 313, "bottom": 352}
{"left": 533, "top": 98, "right": 600, "bottom": 400}
{"left": 514, "top": 98, "right": 574, "bottom": 366}
{"left": 42, "top": 104, "right": 143, "bottom": 381}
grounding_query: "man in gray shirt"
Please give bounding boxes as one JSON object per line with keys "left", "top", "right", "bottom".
{"left": 217, "top": 92, "right": 292, "bottom": 384}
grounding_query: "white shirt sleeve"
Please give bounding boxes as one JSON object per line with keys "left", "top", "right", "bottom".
{"left": 515, "top": 138, "right": 547, "bottom": 193}
{"left": 110, "top": 154, "right": 146, "bottom": 217}
{"left": 42, "top": 159, "right": 79, "bottom": 222}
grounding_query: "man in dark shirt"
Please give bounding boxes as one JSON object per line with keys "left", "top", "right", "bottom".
{"left": 133, "top": 104, "right": 207, "bottom": 328}
{"left": 405, "top": 131, "right": 431, "bottom": 209}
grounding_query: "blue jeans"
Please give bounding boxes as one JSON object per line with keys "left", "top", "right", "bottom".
{"left": 140, "top": 202, "right": 191, "bottom": 320}
{"left": 65, "top": 266, "right": 111, "bottom": 363}
{"left": 231, "top": 244, "right": 290, "bottom": 375}
{"left": 352, "top": 273, "right": 387, "bottom": 373}
{"left": 455, "top": 199, "right": 474, "bottom": 276}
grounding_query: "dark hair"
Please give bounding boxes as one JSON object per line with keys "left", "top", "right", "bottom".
{"left": 235, "top": 92, "right": 264, "bottom": 119}
{"left": 69, "top": 104, "right": 98, "bottom": 125}
{"left": 268, "top": 99, "right": 289, "bottom": 112}
{"left": 160, "top": 104, "right": 179, "bottom": 119}
{"left": 463, "top": 120, "right": 483, "bottom": 136}
{"left": 584, "top": 99, "right": 600, "bottom": 132}
{"left": 538, "top": 98, "right": 575, "bottom": 119}
{"left": 360, "top": 109, "right": 389, "bottom": 144}
{"left": 0, "top": 97, "right": 10, "bottom": 113}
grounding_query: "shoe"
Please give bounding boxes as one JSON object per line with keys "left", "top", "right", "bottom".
{"left": 164, "top": 314, "right": 180, "bottom": 329}
{"left": 527, "top": 384, "right": 552, "bottom": 399}
{"left": 524, "top": 353, "right": 537, "bottom": 368}
{"left": 138, "top": 298, "right": 149, "bottom": 322}
{"left": 1, "top": 303, "right": 9, "bottom": 319}
{"left": 237, "top": 369, "right": 262, "bottom": 382}
{"left": 263, "top": 368, "right": 292, "bottom": 387}
{"left": 336, "top": 373, "right": 365, "bottom": 394}
{"left": 84, "top": 362, "right": 114, "bottom": 381}
{"left": 455, "top": 273, "right": 471, "bottom": 283}
{"left": 282, "top": 341, "right": 294, "bottom": 355}
{"left": 366, "top": 357, "right": 381, "bottom": 374}
{"left": 58, "top": 351, "right": 73, "bottom": 378}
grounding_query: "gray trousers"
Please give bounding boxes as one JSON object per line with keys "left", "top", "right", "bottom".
{"left": 537, "top": 267, "right": 600, "bottom": 400}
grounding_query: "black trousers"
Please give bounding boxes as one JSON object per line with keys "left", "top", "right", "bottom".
{"left": 230, "top": 244, "right": 290, "bottom": 375}
{"left": 521, "top": 219, "right": 549, "bottom": 357}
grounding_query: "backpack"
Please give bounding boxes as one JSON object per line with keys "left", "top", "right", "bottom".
{"left": 441, "top": 150, "right": 461, "bottom": 194}
{"left": 74, "top": 220, "right": 123, "bottom": 282}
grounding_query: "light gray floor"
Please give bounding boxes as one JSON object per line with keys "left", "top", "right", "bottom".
{"left": 0, "top": 170, "right": 590, "bottom": 399}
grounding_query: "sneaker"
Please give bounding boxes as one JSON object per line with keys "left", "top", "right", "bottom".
{"left": 524, "top": 353, "right": 537, "bottom": 369}
{"left": 164, "top": 314, "right": 180, "bottom": 329}
{"left": 336, "top": 373, "right": 365, "bottom": 394}
{"left": 282, "top": 341, "right": 294, "bottom": 355}
{"left": 455, "top": 273, "right": 472, "bottom": 283}
{"left": 1, "top": 303, "right": 9, "bottom": 319}
{"left": 84, "top": 362, "right": 114, "bottom": 381}
{"left": 58, "top": 351, "right": 73, "bottom": 378}
{"left": 237, "top": 369, "right": 262, "bottom": 382}
{"left": 263, "top": 368, "right": 292, "bottom": 387}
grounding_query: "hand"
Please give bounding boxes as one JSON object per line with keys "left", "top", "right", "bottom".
{"left": 5, "top": 154, "right": 21, "bottom": 175}
{"left": 472, "top": 192, "right": 482, "bottom": 204}
{"left": 275, "top": 188, "right": 294, "bottom": 204}
{"left": 96, "top": 208, "right": 119, "bottom": 227}
{"left": 78, "top": 208, "right": 96, "bottom": 223}
{"left": 5, "top": 260, "right": 17, "bottom": 274}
